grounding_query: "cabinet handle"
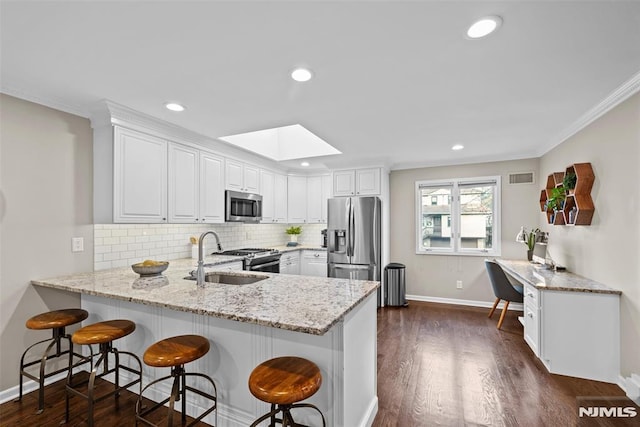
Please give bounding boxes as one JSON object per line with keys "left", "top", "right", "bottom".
{"left": 527, "top": 292, "right": 534, "bottom": 297}
{"left": 314, "top": 253, "right": 320, "bottom": 257}
{"left": 527, "top": 312, "right": 533, "bottom": 318}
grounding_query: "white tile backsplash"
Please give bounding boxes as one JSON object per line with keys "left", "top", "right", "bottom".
{"left": 93, "top": 222, "right": 326, "bottom": 270}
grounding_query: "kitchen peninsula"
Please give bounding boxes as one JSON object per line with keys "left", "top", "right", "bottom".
{"left": 32, "top": 256, "right": 379, "bottom": 427}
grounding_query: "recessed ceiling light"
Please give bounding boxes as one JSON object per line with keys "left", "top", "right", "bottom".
{"left": 291, "top": 68, "right": 313, "bottom": 82}
{"left": 165, "top": 102, "right": 185, "bottom": 112}
{"left": 300, "top": 161, "right": 310, "bottom": 167}
{"left": 452, "top": 144, "right": 465, "bottom": 151}
{"left": 466, "top": 16, "right": 502, "bottom": 39}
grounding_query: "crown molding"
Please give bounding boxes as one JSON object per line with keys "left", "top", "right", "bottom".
{"left": 539, "top": 70, "right": 640, "bottom": 156}
{"left": 0, "top": 85, "right": 88, "bottom": 118}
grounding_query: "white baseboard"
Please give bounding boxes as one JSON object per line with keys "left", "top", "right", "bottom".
{"left": 406, "top": 294, "right": 524, "bottom": 311}
{"left": 360, "top": 396, "right": 378, "bottom": 427}
{"left": 618, "top": 374, "right": 640, "bottom": 405}
{"left": 0, "top": 372, "right": 68, "bottom": 405}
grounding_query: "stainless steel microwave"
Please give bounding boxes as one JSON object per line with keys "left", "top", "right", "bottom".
{"left": 225, "top": 190, "right": 262, "bottom": 223}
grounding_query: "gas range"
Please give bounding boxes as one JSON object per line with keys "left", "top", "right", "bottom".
{"left": 217, "top": 248, "right": 279, "bottom": 259}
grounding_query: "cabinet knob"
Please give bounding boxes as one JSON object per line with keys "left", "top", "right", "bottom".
{"left": 314, "top": 253, "right": 320, "bottom": 257}
{"left": 527, "top": 292, "right": 534, "bottom": 297}
{"left": 162, "top": 217, "right": 167, "bottom": 221}
{"left": 527, "top": 312, "right": 533, "bottom": 318}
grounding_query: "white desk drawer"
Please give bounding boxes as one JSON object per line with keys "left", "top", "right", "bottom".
{"left": 524, "top": 283, "right": 539, "bottom": 306}
{"left": 524, "top": 304, "right": 539, "bottom": 356}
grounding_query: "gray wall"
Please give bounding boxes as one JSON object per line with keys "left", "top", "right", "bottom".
{"left": 390, "top": 158, "right": 540, "bottom": 303}
{"left": 0, "top": 94, "right": 94, "bottom": 391}
{"left": 539, "top": 92, "right": 640, "bottom": 377}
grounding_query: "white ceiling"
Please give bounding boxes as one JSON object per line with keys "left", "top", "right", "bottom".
{"left": 2, "top": 1, "right": 640, "bottom": 171}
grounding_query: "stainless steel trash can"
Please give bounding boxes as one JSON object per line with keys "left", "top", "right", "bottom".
{"left": 384, "top": 263, "right": 408, "bottom": 307}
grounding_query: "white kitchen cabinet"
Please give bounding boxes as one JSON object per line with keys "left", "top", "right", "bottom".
{"left": 301, "top": 250, "right": 327, "bottom": 277}
{"left": 279, "top": 251, "right": 300, "bottom": 275}
{"left": 332, "top": 168, "right": 381, "bottom": 197}
{"left": 274, "top": 173, "right": 288, "bottom": 223}
{"left": 168, "top": 143, "right": 199, "bottom": 223}
{"left": 306, "top": 176, "right": 323, "bottom": 223}
{"left": 226, "top": 159, "right": 259, "bottom": 193}
{"left": 168, "top": 143, "right": 224, "bottom": 224}
{"left": 114, "top": 127, "right": 168, "bottom": 223}
{"left": 523, "top": 283, "right": 540, "bottom": 356}
{"left": 289, "top": 174, "right": 330, "bottom": 224}
{"left": 287, "top": 176, "right": 307, "bottom": 223}
{"left": 260, "top": 170, "right": 288, "bottom": 223}
{"left": 199, "top": 151, "right": 225, "bottom": 223}
{"left": 321, "top": 174, "right": 331, "bottom": 223}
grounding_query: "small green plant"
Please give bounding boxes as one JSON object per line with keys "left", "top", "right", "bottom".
{"left": 545, "top": 187, "right": 566, "bottom": 212}
{"left": 525, "top": 228, "right": 540, "bottom": 251}
{"left": 563, "top": 172, "right": 577, "bottom": 190}
{"left": 285, "top": 226, "right": 302, "bottom": 235}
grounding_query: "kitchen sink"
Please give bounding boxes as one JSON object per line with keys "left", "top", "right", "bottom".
{"left": 185, "top": 272, "right": 267, "bottom": 285}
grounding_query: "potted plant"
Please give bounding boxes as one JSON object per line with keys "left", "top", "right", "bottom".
{"left": 563, "top": 173, "right": 577, "bottom": 194}
{"left": 545, "top": 187, "right": 566, "bottom": 213}
{"left": 285, "top": 226, "right": 302, "bottom": 245}
{"left": 517, "top": 227, "right": 541, "bottom": 261}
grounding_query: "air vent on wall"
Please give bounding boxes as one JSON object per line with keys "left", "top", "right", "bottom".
{"left": 508, "top": 172, "right": 534, "bottom": 185}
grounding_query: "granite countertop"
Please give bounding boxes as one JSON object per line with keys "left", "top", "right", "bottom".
{"left": 495, "top": 259, "right": 621, "bottom": 295}
{"left": 31, "top": 254, "right": 378, "bottom": 335}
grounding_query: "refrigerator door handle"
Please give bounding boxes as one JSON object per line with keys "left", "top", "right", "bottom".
{"left": 346, "top": 198, "right": 352, "bottom": 258}
{"left": 350, "top": 200, "right": 356, "bottom": 257}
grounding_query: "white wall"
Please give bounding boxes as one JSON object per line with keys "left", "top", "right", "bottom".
{"left": 539, "top": 92, "right": 640, "bottom": 377}
{"left": 390, "top": 158, "right": 540, "bottom": 303}
{"left": 0, "top": 94, "right": 94, "bottom": 390}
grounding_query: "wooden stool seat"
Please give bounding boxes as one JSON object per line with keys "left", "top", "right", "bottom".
{"left": 72, "top": 319, "right": 135, "bottom": 345}
{"left": 143, "top": 334, "right": 210, "bottom": 367}
{"left": 249, "top": 356, "right": 322, "bottom": 405}
{"left": 136, "top": 335, "right": 218, "bottom": 426}
{"left": 26, "top": 308, "right": 88, "bottom": 330}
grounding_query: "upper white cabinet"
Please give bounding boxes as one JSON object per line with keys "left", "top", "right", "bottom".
{"left": 288, "top": 174, "right": 331, "bottom": 224}
{"left": 114, "top": 127, "right": 168, "bottom": 223}
{"left": 287, "top": 176, "right": 307, "bottom": 223}
{"left": 260, "top": 170, "right": 288, "bottom": 223}
{"left": 333, "top": 168, "right": 381, "bottom": 197}
{"left": 306, "top": 175, "right": 331, "bottom": 223}
{"left": 168, "top": 143, "right": 225, "bottom": 224}
{"left": 306, "top": 176, "right": 323, "bottom": 223}
{"left": 225, "top": 159, "right": 260, "bottom": 193}
{"left": 199, "top": 151, "right": 225, "bottom": 223}
{"left": 168, "top": 143, "right": 198, "bottom": 223}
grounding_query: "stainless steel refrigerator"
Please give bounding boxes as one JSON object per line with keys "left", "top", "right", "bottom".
{"left": 327, "top": 196, "right": 381, "bottom": 283}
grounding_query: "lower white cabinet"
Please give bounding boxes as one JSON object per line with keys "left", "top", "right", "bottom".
{"left": 523, "top": 284, "right": 540, "bottom": 356}
{"left": 523, "top": 282, "right": 619, "bottom": 383}
{"left": 279, "top": 251, "right": 300, "bottom": 275}
{"left": 301, "top": 250, "right": 327, "bottom": 277}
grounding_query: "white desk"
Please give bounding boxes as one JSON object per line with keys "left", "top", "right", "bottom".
{"left": 496, "top": 259, "right": 621, "bottom": 383}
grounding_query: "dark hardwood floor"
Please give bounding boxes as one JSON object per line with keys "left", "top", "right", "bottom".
{"left": 373, "top": 302, "right": 638, "bottom": 427}
{"left": 2, "top": 302, "right": 637, "bottom": 426}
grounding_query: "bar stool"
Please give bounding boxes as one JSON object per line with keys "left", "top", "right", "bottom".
{"left": 16, "top": 308, "right": 88, "bottom": 414}
{"left": 65, "top": 319, "right": 142, "bottom": 427}
{"left": 136, "top": 334, "right": 217, "bottom": 427}
{"left": 248, "top": 356, "right": 326, "bottom": 427}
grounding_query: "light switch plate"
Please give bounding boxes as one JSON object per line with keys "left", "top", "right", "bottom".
{"left": 72, "top": 237, "right": 84, "bottom": 252}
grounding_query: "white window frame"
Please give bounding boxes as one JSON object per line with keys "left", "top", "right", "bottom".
{"left": 415, "top": 176, "right": 501, "bottom": 256}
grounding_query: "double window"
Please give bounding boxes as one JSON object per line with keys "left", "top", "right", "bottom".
{"left": 415, "top": 176, "right": 501, "bottom": 256}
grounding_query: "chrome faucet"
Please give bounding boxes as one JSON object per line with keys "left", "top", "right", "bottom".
{"left": 196, "top": 231, "right": 223, "bottom": 287}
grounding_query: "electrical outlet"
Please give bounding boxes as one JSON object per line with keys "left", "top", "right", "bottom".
{"left": 71, "top": 237, "right": 84, "bottom": 252}
{"left": 456, "top": 280, "right": 463, "bottom": 289}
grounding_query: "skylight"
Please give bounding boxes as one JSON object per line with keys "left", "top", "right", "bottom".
{"left": 219, "top": 124, "right": 341, "bottom": 162}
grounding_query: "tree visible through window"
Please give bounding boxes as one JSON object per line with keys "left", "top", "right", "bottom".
{"left": 415, "top": 177, "right": 501, "bottom": 255}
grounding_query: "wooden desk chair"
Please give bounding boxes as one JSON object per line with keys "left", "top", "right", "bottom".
{"left": 485, "top": 260, "right": 524, "bottom": 329}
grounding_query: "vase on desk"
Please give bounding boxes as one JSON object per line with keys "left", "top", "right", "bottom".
{"left": 527, "top": 249, "right": 533, "bottom": 262}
